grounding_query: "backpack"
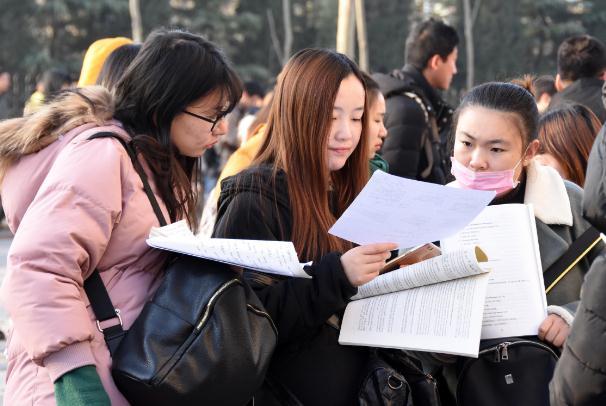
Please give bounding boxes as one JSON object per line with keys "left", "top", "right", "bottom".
{"left": 400, "top": 91, "right": 443, "bottom": 181}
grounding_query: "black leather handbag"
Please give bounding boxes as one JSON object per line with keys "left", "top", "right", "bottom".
{"left": 358, "top": 349, "right": 441, "bottom": 406}
{"left": 84, "top": 132, "right": 278, "bottom": 405}
{"left": 456, "top": 336, "right": 559, "bottom": 406}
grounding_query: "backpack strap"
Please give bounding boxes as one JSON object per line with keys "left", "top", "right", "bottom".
{"left": 544, "top": 226, "right": 603, "bottom": 294}
{"left": 83, "top": 131, "right": 167, "bottom": 355}
{"left": 401, "top": 91, "right": 439, "bottom": 179}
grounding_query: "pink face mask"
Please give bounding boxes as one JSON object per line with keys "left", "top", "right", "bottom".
{"left": 450, "top": 157, "right": 522, "bottom": 195}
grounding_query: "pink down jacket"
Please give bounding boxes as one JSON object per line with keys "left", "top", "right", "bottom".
{"left": 1, "top": 122, "right": 169, "bottom": 405}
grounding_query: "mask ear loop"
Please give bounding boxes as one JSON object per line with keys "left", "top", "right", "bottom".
{"left": 513, "top": 144, "right": 532, "bottom": 184}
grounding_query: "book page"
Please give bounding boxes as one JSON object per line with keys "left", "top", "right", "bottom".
{"left": 339, "top": 273, "right": 490, "bottom": 357}
{"left": 329, "top": 170, "right": 495, "bottom": 248}
{"left": 147, "top": 221, "right": 311, "bottom": 278}
{"left": 353, "top": 246, "right": 488, "bottom": 300}
{"left": 441, "top": 204, "right": 547, "bottom": 339}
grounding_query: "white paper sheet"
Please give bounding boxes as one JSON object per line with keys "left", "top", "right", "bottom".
{"left": 329, "top": 171, "right": 495, "bottom": 248}
{"left": 147, "top": 220, "right": 311, "bottom": 278}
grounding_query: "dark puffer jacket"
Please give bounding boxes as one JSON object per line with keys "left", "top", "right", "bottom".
{"left": 548, "top": 77, "right": 606, "bottom": 123}
{"left": 373, "top": 65, "right": 453, "bottom": 184}
{"left": 213, "top": 164, "right": 370, "bottom": 406}
{"left": 550, "top": 125, "right": 606, "bottom": 405}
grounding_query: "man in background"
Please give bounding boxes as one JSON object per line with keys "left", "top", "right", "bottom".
{"left": 373, "top": 18, "right": 459, "bottom": 184}
{"left": 549, "top": 34, "right": 606, "bottom": 122}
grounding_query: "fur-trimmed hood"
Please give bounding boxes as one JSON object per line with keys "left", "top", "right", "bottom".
{"left": 0, "top": 86, "right": 114, "bottom": 183}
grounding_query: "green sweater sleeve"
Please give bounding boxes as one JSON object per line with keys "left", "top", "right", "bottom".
{"left": 54, "top": 365, "right": 111, "bottom": 406}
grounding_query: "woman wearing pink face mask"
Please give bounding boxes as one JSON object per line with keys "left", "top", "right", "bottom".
{"left": 450, "top": 82, "right": 603, "bottom": 349}
{"left": 410, "top": 81, "right": 606, "bottom": 403}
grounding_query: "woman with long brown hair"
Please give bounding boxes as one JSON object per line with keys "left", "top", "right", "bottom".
{"left": 535, "top": 104, "right": 601, "bottom": 186}
{"left": 213, "top": 48, "right": 396, "bottom": 405}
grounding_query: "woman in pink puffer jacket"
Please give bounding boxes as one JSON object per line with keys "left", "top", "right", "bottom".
{"left": 0, "top": 29, "right": 242, "bottom": 405}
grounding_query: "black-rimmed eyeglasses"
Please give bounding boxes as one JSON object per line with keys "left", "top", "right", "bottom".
{"left": 182, "top": 110, "right": 225, "bottom": 132}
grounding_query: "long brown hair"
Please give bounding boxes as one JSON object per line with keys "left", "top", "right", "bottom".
{"left": 538, "top": 104, "right": 601, "bottom": 186}
{"left": 254, "top": 48, "right": 369, "bottom": 260}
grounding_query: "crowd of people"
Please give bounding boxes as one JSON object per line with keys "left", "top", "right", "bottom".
{"left": 0, "top": 15, "right": 605, "bottom": 406}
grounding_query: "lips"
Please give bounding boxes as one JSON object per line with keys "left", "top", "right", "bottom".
{"left": 329, "top": 147, "right": 352, "bottom": 155}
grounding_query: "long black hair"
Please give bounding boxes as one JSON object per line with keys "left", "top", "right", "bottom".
{"left": 113, "top": 29, "right": 242, "bottom": 229}
{"left": 96, "top": 44, "right": 141, "bottom": 91}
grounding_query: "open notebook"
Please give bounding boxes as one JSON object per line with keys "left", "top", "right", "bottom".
{"left": 147, "top": 220, "right": 311, "bottom": 278}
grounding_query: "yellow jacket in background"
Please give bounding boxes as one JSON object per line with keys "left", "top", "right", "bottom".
{"left": 78, "top": 37, "right": 133, "bottom": 87}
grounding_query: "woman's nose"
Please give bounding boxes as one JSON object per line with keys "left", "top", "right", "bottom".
{"left": 213, "top": 117, "right": 228, "bottom": 136}
{"left": 469, "top": 149, "right": 487, "bottom": 170}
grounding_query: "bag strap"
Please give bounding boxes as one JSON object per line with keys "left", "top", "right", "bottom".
{"left": 402, "top": 91, "right": 439, "bottom": 180}
{"left": 544, "top": 226, "right": 603, "bottom": 294}
{"left": 87, "top": 132, "right": 167, "bottom": 226}
{"left": 83, "top": 270, "right": 125, "bottom": 355}
{"left": 82, "top": 131, "right": 167, "bottom": 355}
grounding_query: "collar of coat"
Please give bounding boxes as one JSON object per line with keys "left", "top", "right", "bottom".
{"left": 449, "top": 160, "right": 573, "bottom": 226}
{"left": 524, "top": 160, "right": 573, "bottom": 226}
{"left": 0, "top": 86, "right": 114, "bottom": 183}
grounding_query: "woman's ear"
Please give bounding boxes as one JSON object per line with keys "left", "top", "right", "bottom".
{"left": 524, "top": 139, "right": 541, "bottom": 164}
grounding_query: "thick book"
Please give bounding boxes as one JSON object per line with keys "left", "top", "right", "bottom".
{"left": 441, "top": 203, "right": 547, "bottom": 339}
{"left": 146, "top": 220, "right": 312, "bottom": 278}
{"left": 339, "top": 246, "right": 491, "bottom": 357}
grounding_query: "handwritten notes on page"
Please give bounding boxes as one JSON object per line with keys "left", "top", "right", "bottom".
{"left": 329, "top": 170, "right": 495, "bottom": 249}
{"left": 147, "top": 220, "right": 311, "bottom": 278}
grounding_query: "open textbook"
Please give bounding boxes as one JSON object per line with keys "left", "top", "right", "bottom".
{"left": 441, "top": 204, "right": 547, "bottom": 340}
{"left": 146, "top": 220, "right": 312, "bottom": 278}
{"left": 339, "top": 246, "right": 491, "bottom": 357}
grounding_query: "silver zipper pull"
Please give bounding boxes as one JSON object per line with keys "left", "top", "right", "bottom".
{"left": 494, "top": 345, "right": 502, "bottom": 362}
{"left": 501, "top": 342, "right": 510, "bottom": 361}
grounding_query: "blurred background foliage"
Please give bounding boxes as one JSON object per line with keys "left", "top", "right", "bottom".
{"left": 1, "top": 0, "right": 605, "bottom": 114}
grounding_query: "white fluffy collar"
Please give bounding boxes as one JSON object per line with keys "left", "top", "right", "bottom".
{"left": 523, "top": 160, "right": 573, "bottom": 226}
{"left": 448, "top": 160, "right": 573, "bottom": 226}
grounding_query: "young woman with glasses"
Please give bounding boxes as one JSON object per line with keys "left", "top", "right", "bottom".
{"left": 0, "top": 29, "right": 242, "bottom": 405}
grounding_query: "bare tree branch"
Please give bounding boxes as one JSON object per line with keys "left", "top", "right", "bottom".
{"left": 282, "top": 0, "right": 292, "bottom": 65}
{"left": 354, "top": 0, "right": 368, "bottom": 71}
{"left": 462, "top": 0, "right": 475, "bottom": 89}
{"left": 129, "top": 0, "right": 143, "bottom": 42}
{"left": 472, "top": 0, "right": 483, "bottom": 25}
{"left": 266, "top": 8, "right": 283, "bottom": 64}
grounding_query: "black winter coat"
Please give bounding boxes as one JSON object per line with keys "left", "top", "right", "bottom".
{"left": 550, "top": 126, "right": 606, "bottom": 405}
{"left": 548, "top": 77, "right": 606, "bottom": 123}
{"left": 213, "top": 164, "right": 370, "bottom": 406}
{"left": 373, "top": 65, "right": 453, "bottom": 184}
